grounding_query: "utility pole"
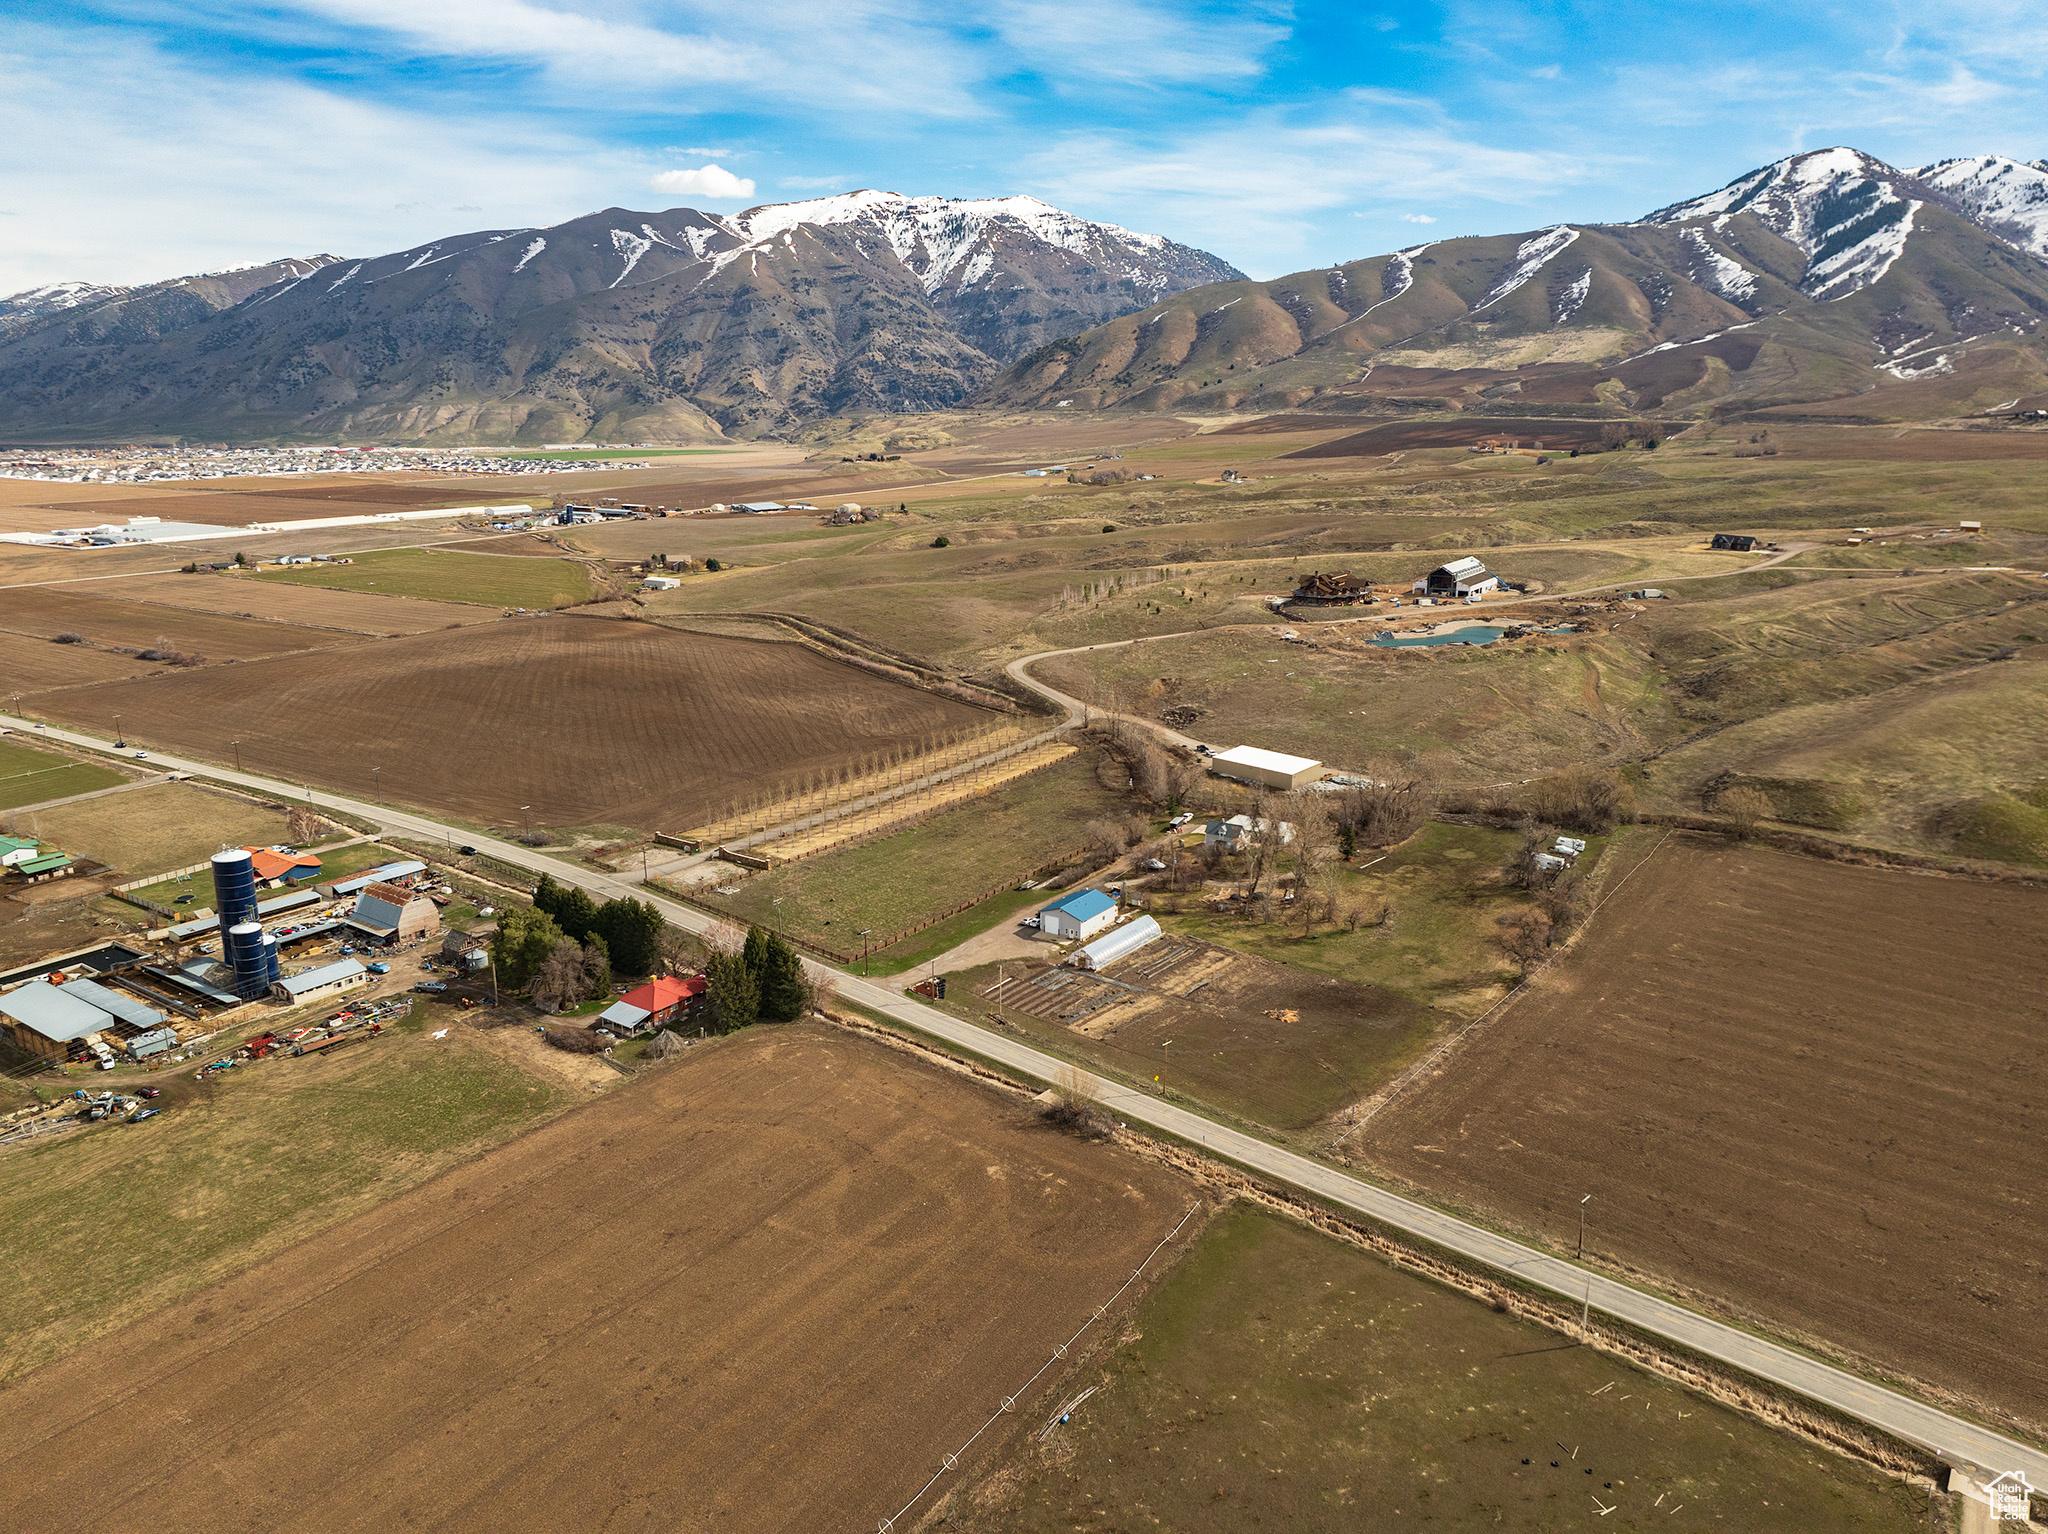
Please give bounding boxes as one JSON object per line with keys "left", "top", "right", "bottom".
{"left": 859, "top": 929, "right": 873, "bottom": 977}
{"left": 1576, "top": 1193, "right": 1591, "bottom": 1260}
{"left": 232, "top": 739, "right": 242, "bottom": 773}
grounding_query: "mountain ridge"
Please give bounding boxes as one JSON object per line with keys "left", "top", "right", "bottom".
{"left": 984, "top": 149, "right": 2048, "bottom": 423}
{"left": 0, "top": 194, "right": 1240, "bottom": 444}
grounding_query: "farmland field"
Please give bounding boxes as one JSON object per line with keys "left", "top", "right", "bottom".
{"left": 0, "top": 738, "right": 129, "bottom": 811}
{"left": 0, "top": 1020, "right": 566, "bottom": 1384}
{"left": 1356, "top": 834, "right": 2048, "bottom": 1436}
{"left": 35, "top": 618, "right": 1002, "bottom": 832}
{"left": 0, "top": 629, "right": 164, "bottom": 692}
{"left": 694, "top": 748, "right": 1127, "bottom": 953}
{"left": 0, "top": 585, "right": 339, "bottom": 660}
{"left": 0, "top": 1024, "right": 1191, "bottom": 1533}
{"left": 948, "top": 1204, "right": 1930, "bottom": 1532}
{"left": 27, "top": 782, "right": 295, "bottom": 877}
{"left": 255, "top": 546, "right": 597, "bottom": 607}
{"left": 109, "top": 572, "right": 501, "bottom": 633}
{"left": 958, "top": 938, "right": 1441, "bottom": 1132}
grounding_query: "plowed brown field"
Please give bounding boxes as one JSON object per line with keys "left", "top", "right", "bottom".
{"left": 1358, "top": 834, "right": 2048, "bottom": 1432}
{"left": 38, "top": 616, "right": 997, "bottom": 830}
{"left": 0, "top": 586, "right": 342, "bottom": 660}
{"left": 0, "top": 630, "right": 162, "bottom": 692}
{"left": 107, "top": 574, "right": 497, "bottom": 633}
{"left": 0, "top": 1025, "right": 1190, "bottom": 1534}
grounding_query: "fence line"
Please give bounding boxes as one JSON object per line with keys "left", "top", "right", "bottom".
{"left": 870, "top": 1201, "right": 1203, "bottom": 1533}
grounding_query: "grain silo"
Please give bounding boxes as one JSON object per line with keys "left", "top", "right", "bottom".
{"left": 225, "top": 921, "right": 269, "bottom": 1001}
{"left": 210, "top": 848, "right": 259, "bottom": 931}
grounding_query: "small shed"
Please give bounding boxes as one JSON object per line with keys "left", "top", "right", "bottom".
{"left": 0, "top": 835, "right": 40, "bottom": 868}
{"left": 1209, "top": 746, "right": 1323, "bottom": 791}
{"left": 1411, "top": 556, "right": 1501, "bottom": 598}
{"left": 1072, "top": 916, "right": 1162, "bottom": 971}
{"left": 1038, "top": 888, "right": 1119, "bottom": 942}
{"left": 641, "top": 575, "right": 682, "bottom": 591}
{"left": 1710, "top": 533, "right": 1759, "bottom": 552}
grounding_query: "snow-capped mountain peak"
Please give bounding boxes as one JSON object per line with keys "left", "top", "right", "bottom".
{"left": 1912, "top": 154, "right": 2048, "bottom": 259}
{"left": 1645, "top": 147, "right": 1921, "bottom": 300}
{"left": 722, "top": 191, "right": 1185, "bottom": 296}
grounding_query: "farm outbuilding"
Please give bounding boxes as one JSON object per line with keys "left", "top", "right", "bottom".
{"left": 0, "top": 836, "right": 40, "bottom": 868}
{"left": 1038, "top": 888, "right": 1119, "bottom": 942}
{"left": 322, "top": 861, "right": 428, "bottom": 899}
{"left": 1072, "top": 916, "right": 1162, "bottom": 971}
{"left": 272, "top": 958, "right": 367, "bottom": 1005}
{"left": 0, "top": 980, "right": 114, "bottom": 1062}
{"left": 1711, "top": 534, "right": 1759, "bottom": 551}
{"left": 1208, "top": 745, "right": 1323, "bottom": 791}
{"left": 344, "top": 883, "right": 442, "bottom": 944}
{"left": 1411, "top": 556, "right": 1501, "bottom": 599}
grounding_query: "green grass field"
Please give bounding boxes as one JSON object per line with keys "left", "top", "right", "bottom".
{"left": 0, "top": 1029, "right": 565, "bottom": 1384}
{"left": 119, "top": 837, "right": 399, "bottom": 908}
{"left": 256, "top": 547, "right": 596, "bottom": 608}
{"left": 27, "top": 781, "right": 291, "bottom": 877}
{"left": 692, "top": 749, "right": 1129, "bottom": 953}
{"left": 0, "top": 739, "right": 128, "bottom": 812}
{"left": 950, "top": 1204, "right": 1930, "bottom": 1532}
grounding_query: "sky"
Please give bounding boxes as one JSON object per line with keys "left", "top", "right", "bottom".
{"left": 4, "top": 0, "right": 2047, "bottom": 292}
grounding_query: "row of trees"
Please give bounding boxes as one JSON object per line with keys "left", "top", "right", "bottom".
{"left": 531, "top": 875, "right": 666, "bottom": 975}
{"left": 701, "top": 926, "right": 810, "bottom": 1032}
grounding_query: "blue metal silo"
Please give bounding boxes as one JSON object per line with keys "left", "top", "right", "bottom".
{"left": 225, "top": 921, "right": 269, "bottom": 1001}
{"left": 260, "top": 931, "right": 282, "bottom": 986}
{"left": 211, "top": 849, "right": 258, "bottom": 932}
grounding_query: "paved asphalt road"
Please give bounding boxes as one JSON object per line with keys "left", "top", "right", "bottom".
{"left": 11, "top": 712, "right": 2044, "bottom": 1488}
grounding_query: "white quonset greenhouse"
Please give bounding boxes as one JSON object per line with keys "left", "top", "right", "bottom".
{"left": 1071, "top": 916, "right": 1162, "bottom": 971}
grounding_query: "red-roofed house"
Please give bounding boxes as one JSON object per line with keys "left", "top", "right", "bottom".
{"left": 244, "top": 845, "right": 324, "bottom": 885}
{"left": 597, "top": 974, "right": 707, "bottom": 1034}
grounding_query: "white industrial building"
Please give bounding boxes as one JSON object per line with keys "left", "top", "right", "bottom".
{"left": 1072, "top": 916, "right": 1162, "bottom": 971}
{"left": 1411, "top": 556, "right": 1502, "bottom": 599}
{"left": 1207, "top": 745, "right": 1323, "bottom": 791}
{"left": 1037, "top": 888, "right": 1119, "bottom": 941}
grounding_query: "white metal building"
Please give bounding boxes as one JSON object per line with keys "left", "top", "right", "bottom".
{"left": 1072, "top": 916, "right": 1162, "bottom": 971}
{"left": 272, "top": 958, "right": 367, "bottom": 1005}
{"left": 1038, "top": 888, "right": 1119, "bottom": 941}
{"left": 1208, "top": 745, "right": 1323, "bottom": 791}
{"left": 1411, "top": 556, "right": 1501, "bottom": 599}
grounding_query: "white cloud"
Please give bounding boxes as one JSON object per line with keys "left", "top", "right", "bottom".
{"left": 1026, "top": 98, "right": 1589, "bottom": 275}
{"left": 680, "top": 147, "right": 733, "bottom": 157}
{"left": 991, "top": 0, "right": 1287, "bottom": 84}
{"left": 0, "top": 22, "right": 653, "bottom": 290}
{"left": 1401, "top": 213, "right": 1438, "bottom": 223}
{"left": 650, "top": 164, "right": 757, "bottom": 200}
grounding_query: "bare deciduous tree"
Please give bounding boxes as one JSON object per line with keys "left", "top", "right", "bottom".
{"left": 1498, "top": 909, "right": 1553, "bottom": 976}
{"left": 1718, "top": 786, "right": 1774, "bottom": 839}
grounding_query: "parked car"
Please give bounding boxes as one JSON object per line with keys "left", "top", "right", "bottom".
{"left": 138, "top": 1087, "right": 161, "bottom": 1099}
{"left": 1194, "top": 743, "right": 1213, "bottom": 755}
{"left": 457, "top": 845, "right": 477, "bottom": 855}
{"left": 367, "top": 962, "right": 390, "bottom": 975}
{"left": 129, "top": 1108, "right": 160, "bottom": 1122}
{"left": 414, "top": 981, "right": 448, "bottom": 994}
{"left": 1021, "top": 915, "right": 1040, "bottom": 930}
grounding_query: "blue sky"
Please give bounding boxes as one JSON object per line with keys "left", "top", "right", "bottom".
{"left": 4, "top": 0, "right": 2046, "bottom": 291}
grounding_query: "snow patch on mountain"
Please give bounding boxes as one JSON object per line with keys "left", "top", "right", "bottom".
{"left": 1474, "top": 226, "right": 1579, "bottom": 311}
{"left": 0, "top": 280, "right": 127, "bottom": 320}
{"left": 609, "top": 229, "right": 653, "bottom": 287}
{"left": 513, "top": 237, "right": 546, "bottom": 273}
{"left": 1552, "top": 268, "right": 1592, "bottom": 325}
{"left": 325, "top": 261, "right": 364, "bottom": 292}
{"left": 1680, "top": 228, "right": 1757, "bottom": 302}
{"left": 1914, "top": 154, "right": 2048, "bottom": 259}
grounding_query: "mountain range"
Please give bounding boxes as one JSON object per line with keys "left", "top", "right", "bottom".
{"left": 989, "top": 150, "right": 2048, "bottom": 424}
{"left": 0, "top": 194, "right": 1239, "bottom": 444}
{"left": 6, "top": 151, "right": 2048, "bottom": 443}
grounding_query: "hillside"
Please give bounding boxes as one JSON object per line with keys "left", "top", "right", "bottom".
{"left": 0, "top": 195, "right": 1239, "bottom": 445}
{"left": 984, "top": 149, "right": 2048, "bottom": 423}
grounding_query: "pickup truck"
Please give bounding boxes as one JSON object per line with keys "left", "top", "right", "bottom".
{"left": 367, "top": 962, "right": 390, "bottom": 975}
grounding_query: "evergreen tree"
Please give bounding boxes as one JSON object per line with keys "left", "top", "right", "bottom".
{"left": 491, "top": 904, "right": 565, "bottom": 989}
{"left": 758, "top": 932, "right": 807, "bottom": 1022}
{"left": 743, "top": 925, "right": 771, "bottom": 982}
{"left": 552, "top": 885, "right": 599, "bottom": 942}
{"left": 590, "top": 897, "right": 662, "bottom": 975}
{"left": 581, "top": 932, "right": 612, "bottom": 997}
{"left": 704, "top": 951, "right": 759, "bottom": 1032}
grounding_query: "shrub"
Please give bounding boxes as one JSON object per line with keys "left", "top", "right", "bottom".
{"left": 1523, "top": 765, "right": 1634, "bottom": 833}
{"left": 705, "top": 557, "right": 723, "bottom": 572}
{"left": 51, "top": 632, "right": 85, "bottom": 645}
{"left": 1101, "top": 523, "right": 1117, "bottom": 533}
{"left": 930, "top": 535, "right": 950, "bottom": 548}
